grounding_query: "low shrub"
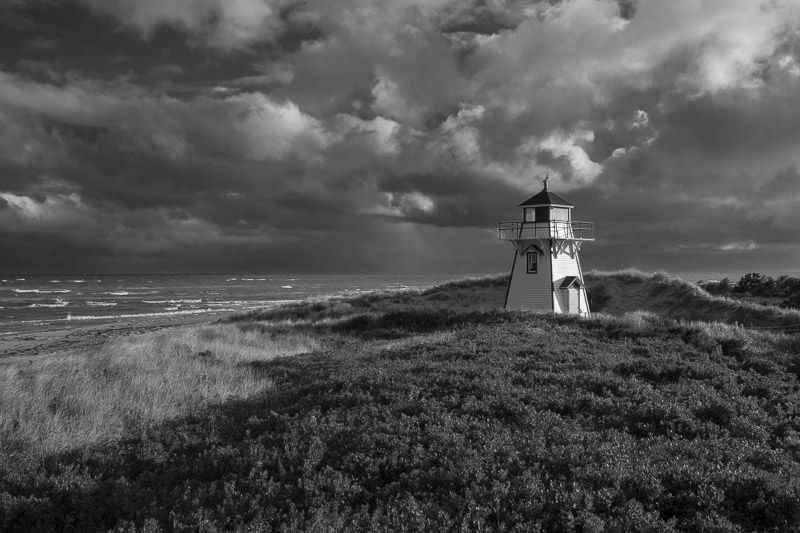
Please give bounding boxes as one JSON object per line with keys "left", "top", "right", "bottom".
{"left": 587, "top": 282, "right": 612, "bottom": 311}
{"left": 4, "top": 308, "right": 800, "bottom": 531}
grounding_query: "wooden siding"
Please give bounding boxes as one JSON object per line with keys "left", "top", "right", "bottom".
{"left": 551, "top": 242, "right": 589, "bottom": 315}
{"left": 505, "top": 239, "right": 552, "bottom": 311}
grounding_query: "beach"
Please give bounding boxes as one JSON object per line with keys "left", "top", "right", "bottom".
{"left": 0, "top": 311, "right": 234, "bottom": 360}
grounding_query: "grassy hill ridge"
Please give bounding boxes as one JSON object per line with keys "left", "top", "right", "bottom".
{"left": 585, "top": 269, "right": 800, "bottom": 330}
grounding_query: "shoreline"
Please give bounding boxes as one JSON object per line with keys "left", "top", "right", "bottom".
{"left": 0, "top": 310, "right": 236, "bottom": 360}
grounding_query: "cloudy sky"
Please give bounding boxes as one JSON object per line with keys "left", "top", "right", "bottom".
{"left": 1, "top": 0, "right": 800, "bottom": 275}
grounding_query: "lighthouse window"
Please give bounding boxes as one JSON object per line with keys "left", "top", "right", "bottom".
{"left": 551, "top": 207, "right": 570, "bottom": 221}
{"left": 526, "top": 252, "right": 538, "bottom": 274}
{"left": 524, "top": 208, "right": 535, "bottom": 222}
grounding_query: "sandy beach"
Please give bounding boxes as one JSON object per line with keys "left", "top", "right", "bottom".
{"left": 0, "top": 311, "right": 235, "bottom": 360}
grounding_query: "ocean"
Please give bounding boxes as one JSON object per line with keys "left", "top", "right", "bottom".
{"left": 0, "top": 273, "right": 477, "bottom": 337}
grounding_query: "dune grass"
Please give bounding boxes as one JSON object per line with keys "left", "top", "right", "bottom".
{"left": 228, "top": 273, "right": 509, "bottom": 324}
{"left": 586, "top": 269, "right": 800, "bottom": 329}
{"left": 0, "top": 323, "right": 318, "bottom": 457}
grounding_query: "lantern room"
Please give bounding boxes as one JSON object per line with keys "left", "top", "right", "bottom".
{"left": 521, "top": 178, "right": 574, "bottom": 224}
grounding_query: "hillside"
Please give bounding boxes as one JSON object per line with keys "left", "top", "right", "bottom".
{"left": 585, "top": 269, "right": 800, "bottom": 330}
{"left": 3, "top": 273, "right": 800, "bottom": 531}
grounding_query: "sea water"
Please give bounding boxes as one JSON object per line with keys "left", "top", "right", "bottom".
{"left": 0, "top": 273, "right": 476, "bottom": 336}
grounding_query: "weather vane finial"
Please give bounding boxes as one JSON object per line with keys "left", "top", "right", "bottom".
{"left": 543, "top": 174, "right": 550, "bottom": 191}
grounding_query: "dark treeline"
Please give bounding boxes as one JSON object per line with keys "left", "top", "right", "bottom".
{"left": 700, "top": 273, "right": 800, "bottom": 307}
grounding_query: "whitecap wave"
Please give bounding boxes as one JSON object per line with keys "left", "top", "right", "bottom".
{"left": 29, "top": 298, "right": 69, "bottom": 308}
{"left": 239, "top": 299, "right": 299, "bottom": 310}
{"left": 87, "top": 301, "right": 118, "bottom": 307}
{"left": 13, "top": 288, "right": 72, "bottom": 294}
{"left": 67, "top": 308, "right": 235, "bottom": 321}
{"left": 282, "top": 285, "right": 293, "bottom": 289}
{"left": 104, "top": 291, "right": 129, "bottom": 296}
{"left": 142, "top": 299, "right": 201, "bottom": 304}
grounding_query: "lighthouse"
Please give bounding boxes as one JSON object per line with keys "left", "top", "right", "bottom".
{"left": 498, "top": 177, "right": 594, "bottom": 315}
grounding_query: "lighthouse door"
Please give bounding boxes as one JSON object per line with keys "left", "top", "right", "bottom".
{"left": 567, "top": 287, "right": 581, "bottom": 314}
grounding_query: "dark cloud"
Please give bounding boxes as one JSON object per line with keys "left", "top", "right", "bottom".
{"left": 438, "top": 0, "right": 532, "bottom": 35}
{"left": 616, "top": 0, "right": 638, "bottom": 20}
{"left": 1, "top": 0, "right": 800, "bottom": 274}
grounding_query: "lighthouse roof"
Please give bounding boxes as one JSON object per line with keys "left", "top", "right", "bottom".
{"left": 559, "top": 276, "right": 585, "bottom": 289}
{"left": 518, "top": 189, "right": 574, "bottom": 208}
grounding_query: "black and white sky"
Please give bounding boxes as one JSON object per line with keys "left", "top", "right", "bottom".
{"left": 1, "top": 0, "right": 800, "bottom": 274}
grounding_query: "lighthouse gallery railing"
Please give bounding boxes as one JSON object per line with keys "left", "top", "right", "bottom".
{"left": 498, "top": 221, "right": 594, "bottom": 241}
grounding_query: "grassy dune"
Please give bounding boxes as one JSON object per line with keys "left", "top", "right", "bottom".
{"left": 0, "top": 324, "right": 317, "bottom": 456}
{"left": 585, "top": 269, "right": 800, "bottom": 329}
{"left": 3, "top": 272, "right": 800, "bottom": 531}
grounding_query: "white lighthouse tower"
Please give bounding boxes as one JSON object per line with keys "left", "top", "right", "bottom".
{"left": 498, "top": 177, "right": 594, "bottom": 315}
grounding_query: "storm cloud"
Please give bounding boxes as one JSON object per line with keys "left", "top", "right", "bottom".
{"left": 1, "top": 0, "right": 799, "bottom": 274}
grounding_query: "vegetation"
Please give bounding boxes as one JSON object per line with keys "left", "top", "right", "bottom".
{"left": 700, "top": 273, "right": 800, "bottom": 308}
{"left": 3, "top": 272, "right": 800, "bottom": 531}
{"left": 0, "top": 324, "right": 317, "bottom": 456}
{"left": 585, "top": 269, "right": 800, "bottom": 330}
{"left": 228, "top": 273, "right": 509, "bottom": 324}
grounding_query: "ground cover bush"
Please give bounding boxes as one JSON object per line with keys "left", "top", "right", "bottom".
{"left": 3, "top": 306, "right": 800, "bottom": 532}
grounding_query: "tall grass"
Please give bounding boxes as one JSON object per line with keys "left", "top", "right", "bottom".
{"left": 228, "top": 273, "right": 509, "bottom": 324}
{"left": 0, "top": 323, "right": 318, "bottom": 456}
{"left": 586, "top": 268, "right": 800, "bottom": 328}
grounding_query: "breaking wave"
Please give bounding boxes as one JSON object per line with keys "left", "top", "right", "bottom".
{"left": 29, "top": 298, "right": 69, "bottom": 308}
{"left": 142, "top": 299, "right": 202, "bottom": 304}
{"left": 13, "top": 289, "right": 71, "bottom": 294}
{"left": 67, "top": 308, "right": 235, "bottom": 321}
